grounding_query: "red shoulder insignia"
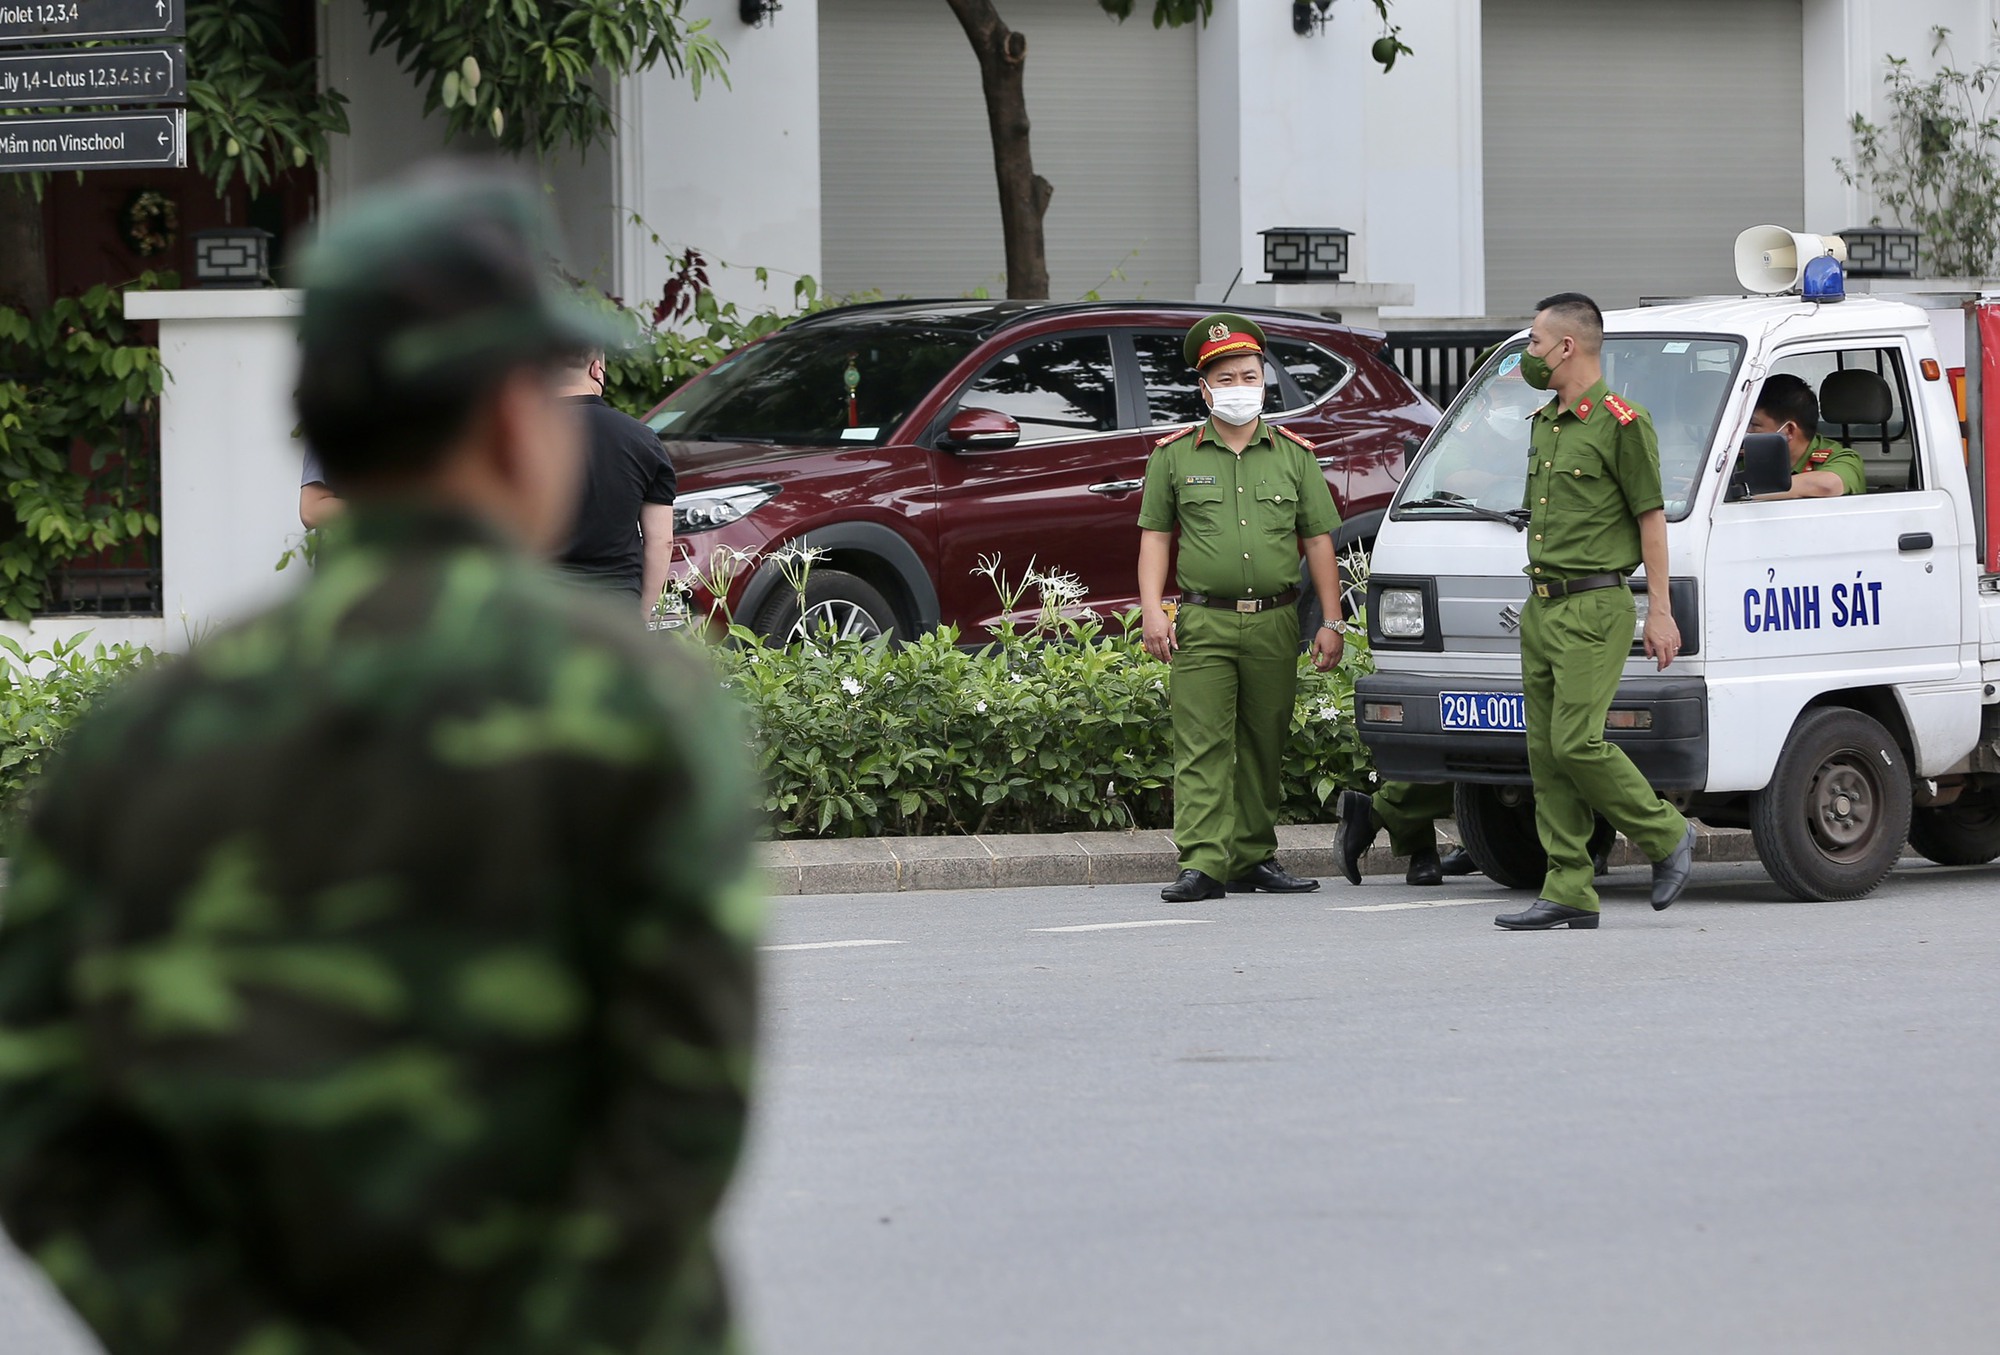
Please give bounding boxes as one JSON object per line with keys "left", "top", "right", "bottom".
{"left": 1603, "top": 393, "right": 1638, "bottom": 426}
{"left": 1154, "top": 424, "right": 1196, "bottom": 448}
{"left": 1275, "top": 425, "right": 1315, "bottom": 449}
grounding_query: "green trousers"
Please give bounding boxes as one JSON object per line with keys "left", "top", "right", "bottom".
{"left": 1170, "top": 604, "right": 1298, "bottom": 880}
{"left": 1520, "top": 587, "right": 1687, "bottom": 911}
{"left": 1373, "top": 781, "right": 1455, "bottom": 856}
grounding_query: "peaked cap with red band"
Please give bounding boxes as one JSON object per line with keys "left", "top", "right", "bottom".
{"left": 1183, "top": 312, "right": 1267, "bottom": 370}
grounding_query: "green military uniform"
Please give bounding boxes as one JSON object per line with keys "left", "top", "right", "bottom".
{"left": 0, "top": 170, "right": 763, "bottom": 1355}
{"left": 1139, "top": 403, "right": 1339, "bottom": 882}
{"left": 1521, "top": 378, "right": 1688, "bottom": 912}
{"left": 1371, "top": 780, "right": 1457, "bottom": 856}
{"left": 1796, "top": 434, "right": 1867, "bottom": 495}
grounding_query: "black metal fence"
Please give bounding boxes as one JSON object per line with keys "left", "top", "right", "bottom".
{"left": 1381, "top": 329, "right": 1514, "bottom": 410}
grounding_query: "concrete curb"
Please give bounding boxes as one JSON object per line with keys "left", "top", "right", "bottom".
{"left": 760, "top": 822, "right": 1761, "bottom": 897}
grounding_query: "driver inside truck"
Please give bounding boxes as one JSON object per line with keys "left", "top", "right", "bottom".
{"left": 1743, "top": 373, "right": 1867, "bottom": 498}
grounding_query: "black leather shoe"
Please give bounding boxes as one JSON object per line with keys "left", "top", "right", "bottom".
{"left": 1161, "top": 869, "right": 1226, "bottom": 902}
{"left": 1495, "top": 899, "right": 1601, "bottom": 930}
{"left": 1650, "top": 822, "right": 1697, "bottom": 910}
{"left": 1588, "top": 819, "right": 1618, "bottom": 877}
{"left": 1406, "top": 844, "right": 1443, "bottom": 887}
{"left": 1226, "top": 860, "right": 1320, "bottom": 893}
{"left": 1439, "top": 846, "right": 1478, "bottom": 877}
{"left": 1336, "top": 789, "right": 1377, "bottom": 885}
{"left": 1591, "top": 848, "right": 1612, "bottom": 878}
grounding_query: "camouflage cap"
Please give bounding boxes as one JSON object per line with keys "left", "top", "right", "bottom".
{"left": 295, "top": 163, "right": 627, "bottom": 415}
{"left": 1184, "top": 312, "right": 1267, "bottom": 369}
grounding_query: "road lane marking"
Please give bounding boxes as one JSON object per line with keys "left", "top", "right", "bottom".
{"left": 1032, "top": 919, "right": 1213, "bottom": 933}
{"left": 761, "top": 939, "right": 906, "bottom": 951}
{"left": 1331, "top": 898, "right": 1495, "bottom": 912}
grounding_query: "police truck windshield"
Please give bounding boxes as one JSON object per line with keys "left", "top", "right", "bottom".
{"left": 1397, "top": 336, "right": 1743, "bottom": 523}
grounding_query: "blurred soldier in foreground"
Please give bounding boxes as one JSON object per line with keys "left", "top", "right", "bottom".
{"left": 0, "top": 166, "right": 763, "bottom": 1354}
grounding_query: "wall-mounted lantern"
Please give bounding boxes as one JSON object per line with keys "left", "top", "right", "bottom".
{"left": 1293, "top": 0, "right": 1336, "bottom": 37}
{"left": 740, "top": 0, "right": 781, "bottom": 28}
{"left": 192, "top": 227, "right": 273, "bottom": 288}
{"left": 1261, "top": 226, "right": 1352, "bottom": 283}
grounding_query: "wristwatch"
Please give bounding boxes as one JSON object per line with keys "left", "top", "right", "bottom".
{"left": 1319, "top": 619, "right": 1341, "bottom": 631}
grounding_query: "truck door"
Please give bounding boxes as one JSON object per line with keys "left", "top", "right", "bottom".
{"left": 1705, "top": 340, "right": 1970, "bottom": 772}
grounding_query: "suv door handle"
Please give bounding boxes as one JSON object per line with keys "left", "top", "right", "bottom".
{"left": 1316, "top": 456, "right": 1336, "bottom": 468}
{"left": 1088, "top": 479, "right": 1143, "bottom": 495}
{"left": 1899, "top": 532, "right": 1934, "bottom": 552}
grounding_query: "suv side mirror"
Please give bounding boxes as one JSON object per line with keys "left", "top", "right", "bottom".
{"left": 1732, "top": 432, "right": 1793, "bottom": 499}
{"left": 941, "top": 407, "right": 1022, "bottom": 451}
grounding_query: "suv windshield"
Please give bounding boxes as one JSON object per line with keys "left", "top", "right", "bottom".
{"left": 646, "top": 321, "right": 982, "bottom": 445}
{"left": 1398, "top": 335, "right": 1743, "bottom": 522}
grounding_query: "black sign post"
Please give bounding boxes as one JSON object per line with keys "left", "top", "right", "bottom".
{"left": 0, "top": 1, "right": 184, "bottom": 46}
{"left": 0, "top": 43, "right": 182, "bottom": 107}
{"left": 0, "top": 107, "right": 184, "bottom": 171}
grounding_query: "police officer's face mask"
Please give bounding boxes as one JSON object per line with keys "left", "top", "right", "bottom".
{"left": 1202, "top": 379, "right": 1265, "bottom": 426}
{"left": 1520, "top": 338, "right": 1570, "bottom": 391}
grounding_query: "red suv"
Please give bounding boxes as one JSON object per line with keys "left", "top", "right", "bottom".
{"left": 644, "top": 301, "right": 1438, "bottom": 641}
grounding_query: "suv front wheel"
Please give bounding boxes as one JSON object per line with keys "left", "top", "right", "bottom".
{"left": 754, "top": 569, "right": 899, "bottom": 645}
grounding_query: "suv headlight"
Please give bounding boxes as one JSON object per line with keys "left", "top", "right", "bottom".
{"left": 674, "top": 483, "right": 779, "bottom": 535}
{"left": 1378, "top": 587, "right": 1426, "bottom": 638}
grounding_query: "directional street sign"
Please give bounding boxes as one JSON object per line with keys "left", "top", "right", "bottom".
{"left": 0, "top": 44, "right": 182, "bottom": 107}
{"left": 0, "top": 1, "right": 183, "bottom": 47}
{"left": 0, "top": 107, "right": 183, "bottom": 172}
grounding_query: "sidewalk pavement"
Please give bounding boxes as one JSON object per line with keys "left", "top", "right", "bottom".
{"left": 758, "top": 823, "right": 1759, "bottom": 896}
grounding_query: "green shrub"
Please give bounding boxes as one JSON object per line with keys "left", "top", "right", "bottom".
{"left": 0, "top": 635, "right": 155, "bottom": 830}
{"left": 711, "top": 561, "right": 1374, "bottom": 838}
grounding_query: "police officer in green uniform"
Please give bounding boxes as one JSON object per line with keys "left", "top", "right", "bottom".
{"left": 1747, "top": 373, "right": 1868, "bottom": 497}
{"left": 1139, "top": 314, "right": 1345, "bottom": 902}
{"left": 1496, "top": 293, "right": 1697, "bottom": 930}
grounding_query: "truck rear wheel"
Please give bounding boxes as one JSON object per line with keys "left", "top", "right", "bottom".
{"left": 1453, "top": 782, "right": 1545, "bottom": 891}
{"left": 1750, "top": 707, "right": 1911, "bottom": 902}
{"left": 1906, "top": 786, "right": 2000, "bottom": 866}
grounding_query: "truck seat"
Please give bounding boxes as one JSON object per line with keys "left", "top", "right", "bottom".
{"left": 1819, "top": 368, "right": 1892, "bottom": 426}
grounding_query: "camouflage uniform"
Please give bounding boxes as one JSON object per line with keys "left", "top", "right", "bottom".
{"left": 0, "top": 168, "right": 762, "bottom": 1355}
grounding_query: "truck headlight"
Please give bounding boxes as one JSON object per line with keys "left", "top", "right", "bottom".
{"left": 674, "top": 483, "right": 779, "bottom": 535}
{"left": 1378, "top": 587, "right": 1426, "bottom": 638}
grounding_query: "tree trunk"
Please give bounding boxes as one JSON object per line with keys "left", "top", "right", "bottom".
{"left": 0, "top": 181, "right": 49, "bottom": 315}
{"left": 945, "top": 0, "right": 1052, "bottom": 299}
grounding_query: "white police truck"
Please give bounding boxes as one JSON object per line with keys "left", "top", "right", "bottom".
{"left": 1355, "top": 227, "right": 2000, "bottom": 901}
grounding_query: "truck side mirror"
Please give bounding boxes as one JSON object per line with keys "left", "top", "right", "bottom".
{"left": 1734, "top": 432, "right": 1793, "bottom": 499}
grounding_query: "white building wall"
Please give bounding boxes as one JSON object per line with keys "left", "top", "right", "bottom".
{"left": 1805, "top": 0, "right": 2000, "bottom": 236}
{"left": 617, "top": 0, "right": 822, "bottom": 316}
{"left": 318, "top": 2, "right": 618, "bottom": 290}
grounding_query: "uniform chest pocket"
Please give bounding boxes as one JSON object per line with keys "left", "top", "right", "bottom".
{"left": 1178, "top": 481, "right": 1227, "bottom": 530}
{"left": 1253, "top": 481, "right": 1298, "bottom": 535}
{"left": 1554, "top": 447, "right": 1606, "bottom": 483}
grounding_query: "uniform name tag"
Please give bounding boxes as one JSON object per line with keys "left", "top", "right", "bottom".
{"left": 1184, "top": 475, "right": 1217, "bottom": 485}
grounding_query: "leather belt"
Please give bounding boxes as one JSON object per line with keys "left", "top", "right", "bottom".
{"left": 1530, "top": 572, "right": 1626, "bottom": 601}
{"left": 1181, "top": 586, "right": 1301, "bottom": 614}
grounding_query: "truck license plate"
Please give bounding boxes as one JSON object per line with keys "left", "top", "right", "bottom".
{"left": 1438, "top": 691, "right": 1526, "bottom": 733}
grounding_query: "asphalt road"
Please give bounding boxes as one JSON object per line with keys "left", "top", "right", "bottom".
{"left": 3, "top": 859, "right": 1996, "bottom": 1354}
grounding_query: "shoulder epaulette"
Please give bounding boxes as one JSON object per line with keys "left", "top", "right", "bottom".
{"left": 1154, "top": 424, "right": 1198, "bottom": 448}
{"left": 1603, "top": 393, "right": 1638, "bottom": 426}
{"left": 1275, "top": 425, "right": 1315, "bottom": 449}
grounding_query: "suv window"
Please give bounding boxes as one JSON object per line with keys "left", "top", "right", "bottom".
{"left": 1132, "top": 331, "right": 1287, "bottom": 426}
{"left": 960, "top": 335, "right": 1118, "bottom": 443}
{"left": 1270, "top": 339, "right": 1352, "bottom": 403}
{"left": 1767, "top": 347, "right": 1918, "bottom": 492}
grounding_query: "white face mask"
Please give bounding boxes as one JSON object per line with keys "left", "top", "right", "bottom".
{"left": 1204, "top": 382, "right": 1265, "bottom": 426}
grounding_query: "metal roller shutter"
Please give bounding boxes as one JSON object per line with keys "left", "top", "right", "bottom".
{"left": 1483, "top": 0, "right": 1804, "bottom": 317}
{"left": 819, "top": 0, "right": 1197, "bottom": 300}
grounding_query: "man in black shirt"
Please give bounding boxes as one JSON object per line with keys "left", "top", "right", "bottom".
{"left": 556, "top": 348, "right": 678, "bottom": 615}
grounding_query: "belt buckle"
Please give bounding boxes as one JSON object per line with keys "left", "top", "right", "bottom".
{"left": 1235, "top": 598, "right": 1258, "bottom": 613}
{"left": 1533, "top": 583, "right": 1551, "bottom": 599}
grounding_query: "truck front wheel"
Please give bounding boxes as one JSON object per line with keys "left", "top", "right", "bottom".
{"left": 1453, "top": 782, "right": 1546, "bottom": 891}
{"left": 1750, "top": 707, "right": 1911, "bottom": 902}
{"left": 1906, "top": 786, "right": 2000, "bottom": 866}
